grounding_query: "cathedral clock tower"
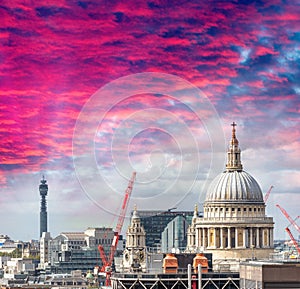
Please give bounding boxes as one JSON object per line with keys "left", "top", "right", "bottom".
{"left": 122, "top": 206, "right": 147, "bottom": 272}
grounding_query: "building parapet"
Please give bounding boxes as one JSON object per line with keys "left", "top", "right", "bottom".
{"left": 198, "top": 216, "right": 274, "bottom": 223}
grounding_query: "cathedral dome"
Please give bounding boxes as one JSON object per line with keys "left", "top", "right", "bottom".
{"left": 206, "top": 170, "right": 263, "bottom": 203}
{"left": 205, "top": 122, "right": 264, "bottom": 204}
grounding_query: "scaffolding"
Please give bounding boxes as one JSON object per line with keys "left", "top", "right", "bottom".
{"left": 111, "top": 265, "right": 240, "bottom": 289}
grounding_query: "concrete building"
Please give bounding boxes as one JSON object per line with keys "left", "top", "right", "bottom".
{"left": 44, "top": 270, "right": 89, "bottom": 288}
{"left": 0, "top": 235, "right": 17, "bottom": 255}
{"left": 0, "top": 256, "right": 11, "bottom": 269}
{"left": 21, "top": 243, "right": 39, "bottom": 261}
{"left": 240, "top": 260, "right": 300, "bottom": 289}
{"left": 187, "top": 123, "right": 274, "bottom": 265}
{"left": 39, "top": 232, "right": 52, "bottom": 269}
{"left": 47, "top": 227, "right": 124, "bottom": 273}
{"left": 3, "top": 258, "right": 35, "bottom": 279}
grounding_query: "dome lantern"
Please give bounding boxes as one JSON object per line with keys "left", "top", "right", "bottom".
{"left": 205, "top": 122, "right": 264, "bottom": 204}
{"left": 226, "top": 122, "right": 243, "bottom": 171}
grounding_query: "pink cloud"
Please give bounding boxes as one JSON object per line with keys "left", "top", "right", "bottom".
{"left": 0, "top": 0, "right": 299, "bottom": 239}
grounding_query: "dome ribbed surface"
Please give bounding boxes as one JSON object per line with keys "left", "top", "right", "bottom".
{"left": 206, "top": 170, "right": 264, "bottom": 203}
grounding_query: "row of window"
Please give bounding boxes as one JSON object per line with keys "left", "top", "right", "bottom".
{"left": 68, "top": 241, "right": 85, "bottom": 245}
{"left": 67, "top": 238, "right": 113, "bottom": 245}
{"left": 205, "top": 207, "right": 263, "bottom": 213}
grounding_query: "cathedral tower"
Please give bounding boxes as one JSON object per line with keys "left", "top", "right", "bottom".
{"left": 39, "top": 176, "right": 48, "bottom": 238}
{"left": 122, "top": 206, "right": 147, "bottom": 272}
{"left": 187, "top": 123, "right": 274, "bottom": 266}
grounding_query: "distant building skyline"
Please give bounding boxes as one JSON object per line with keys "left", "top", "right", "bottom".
{"left": 0, "top": 1, "right": 298, "bottom": 242}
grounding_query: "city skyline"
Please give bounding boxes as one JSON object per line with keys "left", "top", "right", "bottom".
{"left": 0, "top": 1, "right": 299, "bottom": 241}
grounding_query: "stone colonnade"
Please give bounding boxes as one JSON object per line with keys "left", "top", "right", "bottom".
{"left": 195, "top": 226, "right": 273, "bottom": 249}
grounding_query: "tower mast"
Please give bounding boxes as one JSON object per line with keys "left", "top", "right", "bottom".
{"left": 39, "top": 176, "right": 48, "bottom": 238}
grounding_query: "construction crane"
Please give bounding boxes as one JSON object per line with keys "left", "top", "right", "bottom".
{"left": 264, "top": 185, "right": 273, "bottom": 203}
{"left": 276, "top": 204, "right": 300, "bottom": 257}
{"left": 284, "top": 227, "right": 300, "bottom": 256}
{"left": 98, "top": 171, "right": 136, "bottom": 286}
{"left": 276, "top": 204, "right": 300, "bottom": 234}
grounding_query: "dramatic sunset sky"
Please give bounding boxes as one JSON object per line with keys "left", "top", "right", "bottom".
{"left": 1, "top": 0, "right": 299, "bottom": 242}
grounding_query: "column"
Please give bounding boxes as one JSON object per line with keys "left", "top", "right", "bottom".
{"left": 207, "top": 228, "right": 211, "bottom": 248}
{"left": 202, "top": 228, "right": 205, "bottom": 248}
{"left": 220, "top": 227, "right": 224, "bottom": 249}
{"left": 269, "top": 228, "right": 273, "bottom": 248}
{"left": 197, "top": 228, "right": 201, "bottom": 248}
{"left": 265, "top": 228, "right": 269, "bottom": 248}
{"left": 235, "top": 227, "right": 238, "bottom": 248}
{"left": 227, "top": 227, "right": 231, "bottom": 248}
{"left": 262, "top": 229, "right": 266, "bottom": 248}
{"left": 256, "top": 228, "right": 260, "bottom": 248}
{"left": 243, "top": 228, "right": 247, "bottom": 248}
{"left": 250, "top": 228, "right": 253, "bottom": 247}
{"left": 213, "top": 228, "right": 217, "bottom": 248}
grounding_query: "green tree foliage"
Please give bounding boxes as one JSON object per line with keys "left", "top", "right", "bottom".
{"left": 0, "top": 248, "right": 22, "bottom": 258}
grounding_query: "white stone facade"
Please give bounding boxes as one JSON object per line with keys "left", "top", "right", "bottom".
{"left": 187, "top": 123, "right": 274, "bottom": 264}
{"left": 122, "top": 207, "right": 147, "bottom": 272}
{"left": 40, "top": 232, "right": 52, "bottom": 269}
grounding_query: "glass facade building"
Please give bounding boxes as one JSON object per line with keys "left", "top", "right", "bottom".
{"left": 134, "top": 210, "right": 194, "bottom": 251}
{"left": 161, "top": 215, "right": 189, "bottom": 253}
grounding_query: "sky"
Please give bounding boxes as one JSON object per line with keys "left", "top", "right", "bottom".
{"left": 0, "top": 0, "right": 299, "bottom": 242}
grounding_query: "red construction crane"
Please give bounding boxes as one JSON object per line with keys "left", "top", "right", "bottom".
{"left": 98, "top": 171, "right": 136, "bottom": 286}
{"left": 284, "top": 227, "right": 300, "bottom": 255}
{"left": 276, "top": 204, "right": 300, "bottom": 257}
{"left": 264, "top": 185, "right": 273, "bottom": 203}
{"left": 276, "top": 204, "right": 300, "bottom": 234}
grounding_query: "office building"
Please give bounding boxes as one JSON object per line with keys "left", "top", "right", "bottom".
{"left": 47, "top": 227, "right": 124, "bottom": 273}
{"left": 135, "top": 210, "right": 194, "bottom": 251}
{"left": 161, "top": 215, "right": 189, "bottom": 253}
